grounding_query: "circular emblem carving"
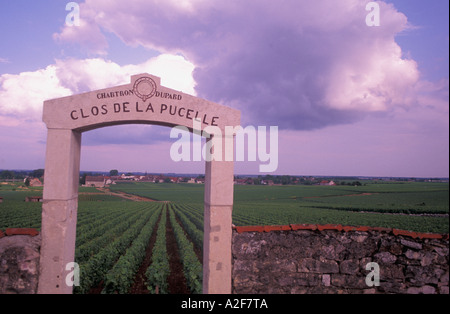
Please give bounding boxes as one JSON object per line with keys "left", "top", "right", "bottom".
{"left": 133, "top": 77, "right": 157, "bottom": 102}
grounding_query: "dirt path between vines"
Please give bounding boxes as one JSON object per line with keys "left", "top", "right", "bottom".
{"left": 128, "top": 212, "right": 162, "bottom": 294}
{"left": 303, "top": 192, "right": 379, "bottom": 199}
{"left": 128, "top": 207, "right": 191, "bottom": 294}
{"left": 165, "top": 208, "right": 191, "bottom": 294}
{"left": 96, "top": 187, "right": 163, "bottom": 202}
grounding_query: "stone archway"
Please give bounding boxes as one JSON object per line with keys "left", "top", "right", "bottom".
{"left": 38, "top": 74, "right": 240, "bottom": 294}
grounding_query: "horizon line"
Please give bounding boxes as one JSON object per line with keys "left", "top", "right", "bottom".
{"left": 1, "top": 168, "right": 448, "bottom": 180}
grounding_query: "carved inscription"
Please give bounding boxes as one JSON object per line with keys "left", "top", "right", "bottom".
{"left": 70, "top": 102, "right": 220, "bottom": 126}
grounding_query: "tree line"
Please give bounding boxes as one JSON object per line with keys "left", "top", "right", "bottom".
{"left": 0, "top": 169, "right": 44, "bottom": 180}
{"left": 235, "top": 175, "right": 364, "bottom": 186}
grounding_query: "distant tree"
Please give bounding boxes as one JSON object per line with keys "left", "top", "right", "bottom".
{"left": 24, "top": 177, "right": 30, "bottom": 187}
{"left": 0, "top": 170, "right": 15, "bottom": 179}
{"left": 31, "top": 169, "right": 44, "bottom": 178}
{"left": 253, "top": 178, "right": 261, "bottom": 185}
{"left": 109, "top": 169, "right": 119, "bottom": 176}
{"left": 281, "top": 175, "right": 292, "bottom": 185}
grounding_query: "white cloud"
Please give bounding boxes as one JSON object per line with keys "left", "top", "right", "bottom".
{"left": 53, "top": 54, "right": 195, "bottom": 95}
{"left": 0, "top": 66, "right": 72, "bottom": 118}
{"left": 122, "top": 54, "right": 196, "bottom": 95}
{"left": 0, "top": 53, "right": 196, "bottom": 169}
{"left": 0, "top": 54, "right": 195, "bottom": 125}
{"left": 325, "top": 41, "right": 420, "bottom": 112}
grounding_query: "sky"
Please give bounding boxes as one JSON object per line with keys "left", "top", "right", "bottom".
{"left": 0, "top": 0, "right": 448, "bottom": 178}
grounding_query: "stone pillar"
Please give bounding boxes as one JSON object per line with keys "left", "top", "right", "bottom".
{"left": 203, "top": 135, "right": 235, "bottom": 294}
{"left": 38, "top": 129, "right": 82, "bottom": 294}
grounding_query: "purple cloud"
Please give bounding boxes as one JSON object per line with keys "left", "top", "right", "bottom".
{"left": 57, "top": 0, "right": 420, "bottom": 130}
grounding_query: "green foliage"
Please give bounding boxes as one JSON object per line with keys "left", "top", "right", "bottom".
{"left": 109, "top": 182, "right": 449, "bottom": 233}
{"left": 109, "top": 169, "right": 119, "bottom": 176}
{"left": 30, "top": 169, "right": 44, "bottom": 178}
{"left": 146, "top": 207, "right": 170, "bottom": 294}
{"left": 0, "top": 170, "right": 16, "bottom": 179}
{"left": 168, "top": 205, "right": 203, "bottom": 294}
{"left": 0, "top": 201, "right": 42, "bottom": 230}
{"left": 231, "top": 183, "right": 449, "bottom": 233}
{"left": 171, "top": 203, "right": 203, "bottom": 251}
{"left": 74, "top": 204, "right": 158, "bottom": 294}
{"left": 102, "top": 205, "right": 161, "bottom": 294}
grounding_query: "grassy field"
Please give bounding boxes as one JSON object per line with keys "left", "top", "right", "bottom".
{"left": 1, "top": 180, "right": 449, "bottom": 233}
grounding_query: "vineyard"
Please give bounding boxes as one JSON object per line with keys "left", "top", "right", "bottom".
{"left": 109, "top": 181, "right": 449, "bottom": 233}
{"left": 0, "top": 180, "right": 449, "bottom": 293}
{"left": 71, "top": 202, "right": 204, "bottom": 294}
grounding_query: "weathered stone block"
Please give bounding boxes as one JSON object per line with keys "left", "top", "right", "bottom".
{"left": 406, "top": 265, "right": 441, "bottom": 285}
{"left": 406, "top": 285, "right": 436, "bottom": 294}
{"left": 374, "top": 251, "right": 397, "bottom": 264}
{"left": 340, "top": 259, "right": 360, "bottom": 275}
{"left": 401, "top": 239, "right": 423, "bottom": 250}
{"left": 274, "top": 259, "right": 297, "bottom": 273}
{"left": 322, "top": 274, "right": 331, "bottom": 287}
{"left": 440, "top": 271, "right": 449, "bottom": 284}
{"left": 381, "top": 264, "right": 405, "bottom": 280}
{"left": 433, "top": 246, "right": 449, "bottom": 257}
{"left": 276, "top": 272, "right": 321, "bottom": 287}
{"left": 331, "top": 274, "right": 367, "bottom": 289}
{"left": 298, "top": 258, "right": 339, "bottom": 274}
{"left": 0, "top": 235, "right": 41, "bottom": 294}
{"left": 405, "top": 249, "right": 424, "bottom": 260}
{"left": 378, "top": 281, "right": 407, "bottom": 294}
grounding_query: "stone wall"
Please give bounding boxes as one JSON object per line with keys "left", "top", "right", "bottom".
{"left": 0, "top": 229, "right": 40, "bottom": 294}
{"left": 232, "top": 224, "right": 449, "bottom": 294}
{"left": 1, "top": 226, "right": 449, "bottom": 294}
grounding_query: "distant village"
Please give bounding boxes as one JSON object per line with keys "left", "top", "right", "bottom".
{"left": 80, "top": 173, "right": 448, "bottom": 188}
{"left": 83, "top": 173, "right": 204, "bottom": 187}
{"left": 82, "top": 173, "right": 344, "bottom": 188}
{"left": 0, "top": 169, "right": 448, "bottom": 190}
{"left": 1, "top": 170, "right": 447, "bottom": 205}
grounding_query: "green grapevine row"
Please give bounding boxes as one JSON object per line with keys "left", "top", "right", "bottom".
{"left": 76, "top": 204, "right": 134, "bottom": 247}
{"left": 146, "top": 206, "right": 170, "bottom": 294}
{"left": 0, "top": 202, "right": 42, "bottom": 229}
{"left": 171, "top": 203, "right": 203, "bottom": 251}
{"left": 75, "top": 204, "right": 150, "bottom": 263}
{"left": 176, "top": 203, "right": 204, "bottom": 229}
{"left": 168, "top": 205, "right": 203, "bottom": 294}
{"left": 74, "top": 205, "right": 158, "bottom": 294}
{"left": 101, "top": 205, "right": 162, "bottom": 294}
